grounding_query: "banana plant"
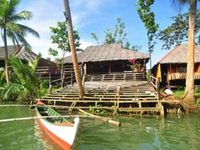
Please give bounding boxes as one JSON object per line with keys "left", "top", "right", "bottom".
{"left": 0, "top": 57, "right": 48, "bottom": 104}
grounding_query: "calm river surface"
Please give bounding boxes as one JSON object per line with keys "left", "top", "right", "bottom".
{"left": 0, "top": 106, "right": 200, "bottom": 150}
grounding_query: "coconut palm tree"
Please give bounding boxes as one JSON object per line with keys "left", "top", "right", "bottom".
{"left": 172, "top": 0, "right": 197, "bottom": 106}
{"left": 0, "top": 0, "right": 39, "bottom": 83}
{"left": 185, "top": 0, "right": 197, "bottom": 106}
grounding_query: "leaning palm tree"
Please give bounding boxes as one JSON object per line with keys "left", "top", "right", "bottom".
{"left": 172, "top": 0, "right": 197, "bottom": 106}
{"left": 0, "top": 0, "right": 39, "bottom": 83}
{"left": 63, "top": 0, "right": 84, "bottom": 98}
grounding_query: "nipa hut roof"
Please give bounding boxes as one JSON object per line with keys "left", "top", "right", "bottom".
{"left": 0, "top": 45, "right": 56, "bottom": 67}
{"left": 64, "top": 44, "right": 149, "bottom": 63}
{"left": 159, "top": 44, "right": 200, "bottom": 64}
{"left": 0, "top": 45, "right": 20, "bottom": 60}
{"left": 0, "top": 45, "right": 37, "bottom": 61}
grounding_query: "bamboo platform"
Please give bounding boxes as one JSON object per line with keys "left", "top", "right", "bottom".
{"left": 34, "top": 80, "right": 168, "bottom": 116}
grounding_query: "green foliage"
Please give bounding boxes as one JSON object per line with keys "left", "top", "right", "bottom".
{"left": 157, "top": 11, "right": 200, "bottom": 50}
{"left": 48, "top": 21, "right": 82, "bottom": 69}
{"left": 0, "top": 0, "right": 39, "bottom": 49}
{"left": 48, "top": 21, "right": 81, "bottom": 56}
{"left": 172, "top": 86, "right": 200, "bottom": 101}
{"left": 91, "top": 18, "right": 140, "bottom": 51}
{"left": 0, "top": 69, "right": 6, "bottom": 101}
{"left": 89, "top": 105, "right": 107, "bottom": 115}
{"left": 196, "top": 100, "right": 200, "bottom": 106}
{"left": 91, "top": 33, "right": 99, "bottom": 44}
{"left": 105, "top": 18, "right": 127, "bottom": 44}
{"left": 0, "top": 69, "right": 6, "bottom": 86}
{"left": 48, "top": 48, "right": 59, "bottom": 56}
{"left": 0, "top": 57, "right": 48, "bottom": 104}
{"left": 0, "top": 0, "right": 39, "bottom": 83}
{"left": 136, "top": 0, "right": 159, "bottom": 53}
{"left": 48, "top": 21, "right": 82, "bottom": 87}
{"left": 195, "top": 86, "right": 200, "bottom": 97}
{"left": 172, "top": 88, "right": 185, "bottom": 99}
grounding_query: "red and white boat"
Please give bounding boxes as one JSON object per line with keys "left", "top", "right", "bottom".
{"left": 36, "top": 104, "right": 79, "bottom": 150}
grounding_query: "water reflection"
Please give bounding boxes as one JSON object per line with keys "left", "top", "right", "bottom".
{"left": 74, "top": 116, "right": 200, "bottom": 150}
{"left": 34, "top": 120, "right": 62, "bottom": 150}
{"left": 0, "top": 106, "right": 200, "bottom": 150}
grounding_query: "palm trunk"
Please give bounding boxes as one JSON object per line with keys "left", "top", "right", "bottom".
{"left": 184, "top": 0, "right": 197, "bottom": 106}
{"left": 3, "top": 28, "right": 9, "bottom": 83}
{"left": 63, "top": 0, "right": 84, "bottom": 98}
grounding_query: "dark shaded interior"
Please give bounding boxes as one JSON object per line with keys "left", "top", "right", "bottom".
{"left": 86, "top": 60, "right": 132, "bottom": 74}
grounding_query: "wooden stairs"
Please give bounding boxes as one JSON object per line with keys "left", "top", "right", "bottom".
{"left": 36, "top": 81, "right": 164, "bottom": 116}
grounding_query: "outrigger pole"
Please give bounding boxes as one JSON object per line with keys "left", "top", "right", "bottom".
{"left": 0, "top": 113, "right": 121, "bottom": 126}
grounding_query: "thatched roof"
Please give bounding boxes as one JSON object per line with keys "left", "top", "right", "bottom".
{"left": 0, "top": 45, "right": 21, "bottom": 60}
{"left": 15, "top": 47, "right": 38, "bottom": 61}
{"left": 0, "top": 45, "right": 55, "bottom": 67}
{"left": 64, "top": 44, "right": 149, "bottom": 63}
{"left": 159, "top": 44, "right": 200, "bottom": 64}
{"left": 0, "top": 45, "right": 37, "bottom": 61}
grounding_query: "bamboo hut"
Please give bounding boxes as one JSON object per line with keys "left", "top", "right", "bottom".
{"left": 152, "top": 44, "right": 200, "bottom": 86}
{"left": 64, "top": 44, "right": 149, "bottom": 81}
{"left": 0, "top": 45, "right": 57, "bottom": 79}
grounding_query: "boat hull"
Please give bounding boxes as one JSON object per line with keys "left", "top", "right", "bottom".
{"left": 36, "top": 107, "right": 79, "bottom": 150}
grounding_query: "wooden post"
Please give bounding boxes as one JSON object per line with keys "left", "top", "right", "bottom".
{"left": 113, "top": 86, "right": 120, "bottom": 115}
{"left": 48, "top": 67, "right": 52, "bottom": 93}
{"left": 159, "top": 102, "right": 164, "bottom": 117}
{"left": 143, "top": 59, "right": 146, "bottom": 80}
{"left": 63, "top": 0, "right": 84, "bottom": 98}
{"left": 82, "top": 63, "right": 87, "bottom": 86}
{"left": 70, "top": 72, "right": 73, "bottom": 86}
{"left": 156, "top": 77, "right": 160, "bottom": 99}
{"left": 109, "top": 61, "right": 111, "bottom": 73}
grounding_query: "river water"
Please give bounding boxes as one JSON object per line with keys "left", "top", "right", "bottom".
{"left": 0, "top": 106, "right": 200, "bottom": 150}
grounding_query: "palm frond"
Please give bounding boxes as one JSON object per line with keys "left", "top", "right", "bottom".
{"left": 29, "top": 55, "right": 40, "bottom": 72}
{"left": 6, "top": 22, "right": 21, "bottom": 32}
{"left": 0, "top": 0, "right": 7, "bottom": 16}
{"left": 13, "top": 32, "right": 31, "bottom": 49}
{"left": 10, "top": 11, "right": 32, "bottom": 21}
{"left": 0, "top": 0, "right": 39, "bottom": 52}
{"left": 17, "top": 24, "right": 40, "bottom": 38}
{"left": 1, "top": 83, "right": 23, "bottom": 99}
{"left": 7, "top": 0, "right": 20, "bottom": 16}
{"left": 171, "top": 0, "right": 190, "bottom": 8}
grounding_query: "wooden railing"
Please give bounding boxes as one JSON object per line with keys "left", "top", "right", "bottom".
{"left": 50, "top": 65, "right": 82, "bottom": 88}
{"left": 150, "top": 75, "right": 157, "bottom": 89}
{"left": 168, "top": 72, "right": 200, "bottom": 80}
{"left": 85, "top": 72, "right": 146, "bottom": 82}
{"left": 35, "top": 67, "right": 52, "bottom": 88}
{"left": 150, "top": 75, "right": 160, "bottom": 100}
{"left": 35, "top": 67, "right": 50, "bottom": 77}
{"left": 150, "top": 76, "right": 160, "bottom": 91}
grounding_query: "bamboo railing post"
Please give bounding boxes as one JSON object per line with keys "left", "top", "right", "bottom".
{"left": 156, "top": 77, "right": 161, "bottom": 99}
{"left": 82, "top": 63, "right": 87, "bottom": 87}
{"left": 113, "top": 86, "right": 120, "bottom": 116}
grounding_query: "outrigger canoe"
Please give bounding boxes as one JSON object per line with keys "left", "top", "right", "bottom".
{"left": 35, "top": 102, "right": 79, "bottom": 150}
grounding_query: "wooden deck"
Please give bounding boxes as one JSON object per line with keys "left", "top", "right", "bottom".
{"left": 35, "top": 80, "right": 167, "bottom": 116}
